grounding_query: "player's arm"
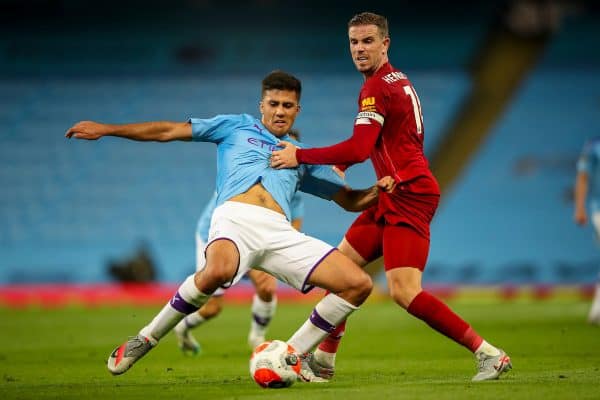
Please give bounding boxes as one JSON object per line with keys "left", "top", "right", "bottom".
{"left": 65, "top": 120, "right": 192, "bottom": 142}
{"left": 332, "top": 176, "right": 395, "bottom": 212}
{"left": 574, "top": 170, "right": 588, "bottom": 226}
{"left": 271, "top": 123, "right": 380, "bottom": 168}
{"left": 332, "top": 164, "right": 349, "bottom": 179}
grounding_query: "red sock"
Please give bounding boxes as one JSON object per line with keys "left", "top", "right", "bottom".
{"left": 407, "top": 291, "right": 483, "bottom": 352}
{"left": 318, "top": 320, "right": 346, "bottom": 353}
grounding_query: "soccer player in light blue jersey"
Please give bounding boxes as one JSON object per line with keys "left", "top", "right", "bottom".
{"left": 174, "top": 131, "right": 306, "bottom": 354}
{"left": 574, "top": 137, "right": 600, "bottom": 325}
{"left": 66, "top": 70, "right": 395, "bottom": 380}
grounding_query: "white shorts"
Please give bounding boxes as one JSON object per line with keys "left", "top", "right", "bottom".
{"left": 206, "top": 201, "right": 335, "bottom": 293}
{"left": 196, "top": 234, "right": 226, "bottom": 297}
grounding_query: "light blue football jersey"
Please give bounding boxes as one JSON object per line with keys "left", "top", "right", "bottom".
{"left": 196, "top": 191, "right": 304, "bottom": 241}
{"left": 196, "top": 192, "right": 217, "bottom": 241}
{"left": 190, "top": 114, "right": 342, "bottom": 229}
{"left": 577, "top": 137, "right": 600, "bottom": 212}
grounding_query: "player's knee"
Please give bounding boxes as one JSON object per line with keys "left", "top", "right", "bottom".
{"left": 389, "top": 284, "right": 420, "bottom": 309}
{"left": 213, "top": 268, "right": 235, "bottom": 285}
{"left": 256, "top": 281, "right": 277, "bottom": 301}
{"left": 390, "top": 292, "right": 410, "bottom": 309}
{"left": 194, "top": 266, "right": 233, "bottom": 293}
{"left": 202, "top": 240, "right": 239, "bottom": 286}
{"left": 350, "top": 271, "right": 373, "bottom": 304}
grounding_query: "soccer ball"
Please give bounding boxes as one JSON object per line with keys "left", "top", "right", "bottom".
{"left": 249, "top": 340, "right": 301, "bottom": 388}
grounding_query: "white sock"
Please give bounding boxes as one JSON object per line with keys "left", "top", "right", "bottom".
{"left": 185, "top": 311, "right": 207, "bottom": 328}
{"left": 175, "top": 311, "right": 206, "bottom": 333}
{"left": 314, "top": 348, "right": 336, "bottom": 368}
{"left": 474, "top": 340, "right": 500, "bottom": 357}
{"left": 287, "top": 294, "right": 358, "bottom": 354}
{"left": 250, "top": 294, "right": 277, "bottom": 337}
{"left": 140, "top": 274, "right": 210, "bottom": 344}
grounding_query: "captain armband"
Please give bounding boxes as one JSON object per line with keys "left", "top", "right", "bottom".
{"left": 355, "top": 111, "right": 384, "bottom": 126}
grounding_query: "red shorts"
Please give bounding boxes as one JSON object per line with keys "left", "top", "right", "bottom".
{"left": 345, "top": 207, "right": 430, "bottom": 271}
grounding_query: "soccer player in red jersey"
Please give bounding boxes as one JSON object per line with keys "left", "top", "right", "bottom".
{"left": 271, "top": 12, "right": 512, "bottom": 382}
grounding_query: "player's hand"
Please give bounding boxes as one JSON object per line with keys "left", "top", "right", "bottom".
{"left": 377, "top": 176, "right": 396, "bottom": 193}
{"left": 65, "top": 121, "right": 109, "bottom": 140}
{"left": 574, "top": 209, "right": 588, "bottom": 226}
{"left": 271, "top": 141, "right": 299, "bottom": 168}
{"left": 332, "top": 165, "right": 346, "bottom": 179}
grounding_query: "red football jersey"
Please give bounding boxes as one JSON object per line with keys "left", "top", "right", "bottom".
{"left": 358, "top": 63, "right": 438, "bottom": 190}
{"left": 297, "top": 62, "right": 440, "bottom": 237}
{"left": 298, "top": 62, "right": 438, "bottom": 192}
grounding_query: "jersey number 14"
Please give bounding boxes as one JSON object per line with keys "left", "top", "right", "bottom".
{"left": 403, "top": 85, "right": 423, "bottom": 135}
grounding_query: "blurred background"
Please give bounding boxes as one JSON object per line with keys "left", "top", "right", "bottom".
{"left": 0, "top": 0, "right": 599, "bottom": 292}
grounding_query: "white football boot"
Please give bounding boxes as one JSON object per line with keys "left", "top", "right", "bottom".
{"left": 107, "top": 334, "right": 154, "bottom": 375}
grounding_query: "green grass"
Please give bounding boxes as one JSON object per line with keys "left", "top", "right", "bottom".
{"left": 1, "top": 299, "right": 599, "bottom": 399}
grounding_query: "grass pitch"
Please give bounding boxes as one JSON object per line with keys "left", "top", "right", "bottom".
{"left": 1, "top": 298, "right": 599, "bottom": 399}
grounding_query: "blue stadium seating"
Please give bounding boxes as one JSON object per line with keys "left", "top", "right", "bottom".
{"left": 428, "top": 15, "right": 600, "bottom": 284}
{"left": 0, "top": 71, "right": 469, "bottom": 283}
{"left": 0, "top": 1, "right": 493, "bottom": 283}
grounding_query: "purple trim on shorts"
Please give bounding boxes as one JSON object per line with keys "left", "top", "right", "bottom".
{"left": 169, "top": 291, "right": 199, "bottom": 314}
{"left": 309, "top": 309, "right": 335, "bottom": 333}
{"left": 301, "top": 247, "right": 336, "bottom": 294}
{"left": 205, "top": 237, "right": 240, "bottom": 289}
{"left": 252, "top": 314, "right": 271, "bottom": 327}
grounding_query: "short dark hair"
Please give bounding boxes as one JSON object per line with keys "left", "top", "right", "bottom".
{"left": 348, "top": 12, "right": 389, "bottom": 38}
{"left": 262, "top": 70, "right": 302, "bottom": 101}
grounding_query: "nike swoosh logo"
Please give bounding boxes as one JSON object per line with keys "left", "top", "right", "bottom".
{"left": 494, "top": 355, "right": 510, "bottom": 371}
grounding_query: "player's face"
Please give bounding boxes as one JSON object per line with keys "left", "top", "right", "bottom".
{"left": 348, "top": 24, "right": 390, "bottom": 77}
{"left": 260, "top": 89, "right": 300, "bottom": 137}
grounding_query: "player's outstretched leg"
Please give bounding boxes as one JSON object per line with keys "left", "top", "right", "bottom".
{"left": 248, "top": 294, "right": 277, "bottom": 348}
{"left": 286, "top": 250, "right": 372, "bottom": 383}
{"left": 288, "top": 294, "right": 360, "bottom": 383}
{"left": 247, "top": 270, "right": 278, "bottom": 348}
{"left": 392, "top": 269, "right": 512, "bottom": 382}
{"left": 404, "top": 289, "right": 513, "bottom": 381}
{"left": 174, "top": 318, "right": 202, "bottom": 355}
{"left": 107, "top": 274, "right": 211, "bottom": 375}
{"left": 173, "top": 295, "right": 224, "bottom": 355}
{"left": 310, "top": 319, "right": 345, "bottom": 380}
{"left": 305, "top": 238, "right": 371, "bottom": 381}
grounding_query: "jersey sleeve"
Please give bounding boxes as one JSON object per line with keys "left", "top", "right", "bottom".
{"left": 296, "top": 120, "right": 381, "bottom": 166}
{"left": 295, "top": 81, "right": 386, "bottom": 166}
{"left": 189, "top": 114, "right": 241, "bottom": 143}
{"left": 299, "top": 165, "right": 346, "bottom": 200}
{"left": 355, "top": 80, "right": 388, "bottom": 126}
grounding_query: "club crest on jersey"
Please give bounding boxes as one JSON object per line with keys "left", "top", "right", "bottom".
{"left": 360, "top": 96, "right": 377, "bottom": 112}
{"left": 248, "top": 137, "right": 278, "bottom": 151}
